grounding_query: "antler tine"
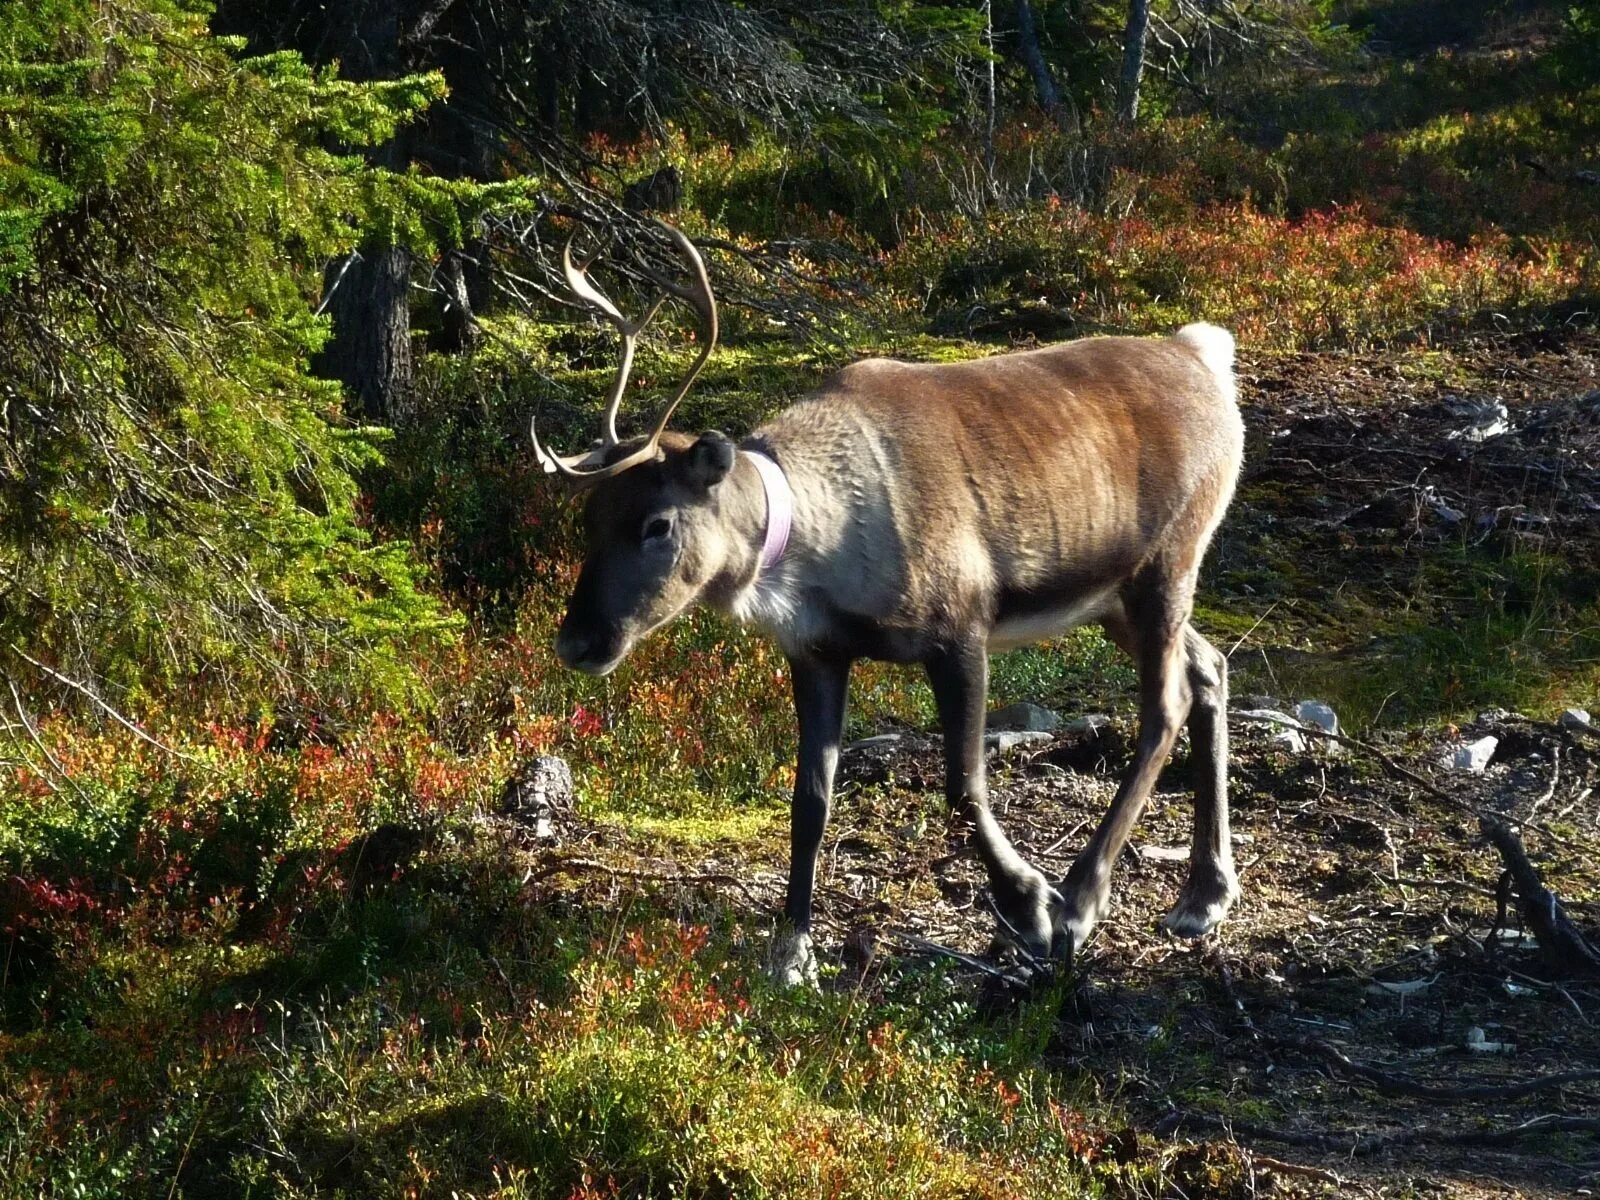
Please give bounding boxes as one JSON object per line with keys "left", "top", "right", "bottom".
{"left": 530, "top": 223, "right": 719, "bottom": 495}
{"left": 560, "top": 236, "right": 626, "bottom": 326}
{"left": 635, "top": 221, "right": 719, "bottom": 446}
{"left": 561, "top": 236, "right": 669, "bottom": 445}
{"left": 529, "top": 408, "right": 604, "bottom": 481}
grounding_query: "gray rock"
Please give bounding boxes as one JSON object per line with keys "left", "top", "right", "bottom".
{"left": 1420, "top": 485, "right": 1465, "bottom": 526}
{"left": 1444, "top": 397, "right": 1511, "bottom": 443}
{"left": 499, "top": 755, "right": 574, "bottom": 838}
{"left": 1233, "top": 708, "right": 1307, "bottom": 754}
{"left": 1476, "top": 708, "right": 1523, "bottom": 725}
{"left": 1270, "top": 728, "right": 1308, "bottom": 754}
{"left": 1063, "top": 714, "right": 1111, "bottom": 734}
{"left": 1558, "top": 708, "right": 1593, "bottom": 732}
{"left": 1293, "top": 699, "right": 1339, "bottom": 736}
{"left": 986, "top": 702, "right": 1060, "bottom": 733}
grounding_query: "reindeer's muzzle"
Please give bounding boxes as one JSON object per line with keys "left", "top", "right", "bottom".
{"left": 554, "top": 621, "right": 628, "bottom": 676}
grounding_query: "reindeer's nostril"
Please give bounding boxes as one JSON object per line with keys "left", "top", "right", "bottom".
{"left": 556, "top": 625, "right": 623, "bottom": 674}
{"left": 554, "top": 628, "right": 588, "bottom": 670}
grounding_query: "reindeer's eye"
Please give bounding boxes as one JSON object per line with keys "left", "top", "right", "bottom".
{"left": 641, "top": 515, "right": 674, "bottom": 545}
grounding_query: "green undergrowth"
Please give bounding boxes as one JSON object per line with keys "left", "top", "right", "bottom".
{"left": 1209, "top": 543, "right": 1600, "bottom": 729}
{"left": 1, "top": 795, "right": 1174, "bottom": 1199}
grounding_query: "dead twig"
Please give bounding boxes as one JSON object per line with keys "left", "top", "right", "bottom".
{"left": 9, "top": 644, "right": 198, "bottom": 762}
{"left": 1242, "top": 1150, "right": 1363, "bottom": 1191}
{"left": 892, "top": 932, "right": 1033, "bottom": 988}
{"left": 1526, "top": 745, "right": 1560, "bottom": 820}
{"left": 1480, "top": 818, "right": 1600, "bottom": 978}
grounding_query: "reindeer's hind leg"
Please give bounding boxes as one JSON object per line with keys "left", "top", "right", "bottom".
{"left": 1052, "top": 577, "right": 1195, "bottom": 958}
{"left": 926, "top": 636, "right": 1061, "bottom": 958}
{"left": 1161, "top": 624, "right": 1240, "bottom": 938}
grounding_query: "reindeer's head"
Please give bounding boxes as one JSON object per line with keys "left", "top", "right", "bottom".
{"left": 532, "top": 225, "right": 744, "bottom": 676}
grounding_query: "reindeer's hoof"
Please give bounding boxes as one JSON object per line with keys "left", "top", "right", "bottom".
{"left": 768, "top": 928, "right": 819, "bottom": 989}
{"left": 1160, "top": 871, "right": 1240, "bottom": 939}
{"left": 1048, "top": 882, "right": 1111, "bottom": 962}
{"left": 992, "top": 869, "right": 1060, "bottom": 960}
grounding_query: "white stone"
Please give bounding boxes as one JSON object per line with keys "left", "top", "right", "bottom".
{"left": 1270, "top": 728, "right": 1307, "bottom": 754}
{"left": 1444, "top": 397, "right": 1511, "bottom": 442}
{"left": 1558, "top": 708, "right": 1593, "bottom": 731}
{"left": 1446, "top": 735, "right": 1499, "bottom": 773}
{"left": 1235, "top": 707, "right": 1299, "bottom": 725}
{"left": 1234, "top": 708, "right": 1307, "bottom": 752}
{"left": 983, "top": 730, "right": 1054, "bottom": 755}
{"left": 1464, "top": 1025, "right": 1515, "bottom": 1054}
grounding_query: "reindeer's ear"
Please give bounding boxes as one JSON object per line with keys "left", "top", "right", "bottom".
{"left": 678, "top": 431, "right": 736, "bottom": 492}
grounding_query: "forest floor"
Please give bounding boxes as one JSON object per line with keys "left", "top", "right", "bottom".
{"left": 6, "top": 321, "right": 1598, "bottom": 1199}
{"left": 523, "top": 321, "right": 1600, "bottom": 1197}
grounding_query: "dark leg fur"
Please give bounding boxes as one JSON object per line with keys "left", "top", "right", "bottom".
{"left": 925, "top": 637, "right": 1060, "bottom": 956}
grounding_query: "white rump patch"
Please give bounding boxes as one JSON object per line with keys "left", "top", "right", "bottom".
{"left": 1174, "top": 322, "right": 1236, "bottom": 384}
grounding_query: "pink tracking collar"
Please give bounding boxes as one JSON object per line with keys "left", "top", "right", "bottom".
{"left": 743, "top": 449, "right": 792, "bottom": 575}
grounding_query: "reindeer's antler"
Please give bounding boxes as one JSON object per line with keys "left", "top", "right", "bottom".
{"left": 530, "top": 223, "right": 719, "bottom": 492}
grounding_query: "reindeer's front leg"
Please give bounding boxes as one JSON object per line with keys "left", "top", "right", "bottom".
{"left": 925, "top": 637, "right": 1061, "bottom": 959}
{"left": 770, "top": 652, "right": 850, "bottom": 986}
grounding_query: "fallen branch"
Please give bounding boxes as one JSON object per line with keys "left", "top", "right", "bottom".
{"left": 892, "top": 932, "right": 1035, "bottom": 988}
{"left": 1267, "top": 1031, "right": 1600, "bottom": 1101}
{"left": 1481, "top": 818, "right": 1600, "bottom": 977}
{"left": 9, "top": 644, "right": 198, "bottom": 762}
{"left": 1242, "top": 1151, "right": 1363, "bottom": 1191}
{"left": 1158, "top": 1110, "right": 1600, "bottom": 1156}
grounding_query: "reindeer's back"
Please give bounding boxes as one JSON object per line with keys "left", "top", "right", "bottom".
{"left": 758, "top": 328, "right": 1241, "bottom": 629}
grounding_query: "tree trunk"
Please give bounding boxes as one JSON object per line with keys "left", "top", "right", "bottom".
{"left": 1118, "top": 0, "right": 1150, "bottom": 125}
{"left": 319, "top": 0, "right": 413, "bottom": 424}
{"left": 318, "top": 246, "right": 413, "bottom": 424}
{"left": 1014, "top": 0, "right": 1075, "bottom": 133}
{"left": 436, "top": 248, "right": 481, "bottom": 354}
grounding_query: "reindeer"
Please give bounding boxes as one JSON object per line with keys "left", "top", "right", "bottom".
{"left": 534, "top": 225, "right": 1245, "bottom": 985}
